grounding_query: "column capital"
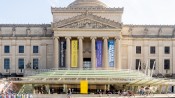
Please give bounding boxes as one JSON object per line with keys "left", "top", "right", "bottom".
{"left": 65, "top": 36, "right": 71, "bottom": 39}
{"left": 78, "top": 36, "right": 84, "bottom": 40}
{"left": 53, "top": 37, "right": 59, "bottom": 40}
{"left": 103, "top": 37, "right": 109, "bottom": 40}
{"left": 90, "top": 36, "right": 97, "bottom": 40}
{"left": 114, "top": 36, "right": 121, "bottom": 40}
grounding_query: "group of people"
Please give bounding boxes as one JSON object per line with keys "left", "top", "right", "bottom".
{"left": 0, "top": 93, "right": 33, "bottom": 98}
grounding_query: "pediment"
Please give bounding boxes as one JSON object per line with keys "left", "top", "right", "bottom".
{"left": 53, "top": 13, "right": 122, "bottom": 29}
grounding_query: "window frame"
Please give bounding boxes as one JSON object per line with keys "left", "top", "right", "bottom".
{"left": 150, "top": 46, "right": 156, "bottom": 54}
{"left": 33, "top": 58, "right": 39, "bottom": 69}
{"left": 150, "top": 59, "right": 156, "bottom": 70}
{"left": 19, "top": 45, "right": 24, "bottom": 53}
{"left": 164, "top": 59, "right": 170, "bottom": 70}
{"left": 4, "top": 45, "right": 10, "bottom": 53}
{"left": 4, "top": 58, "right": 10, "bottom": 69}
{"left": 136, "top": 46, "right": 141, "bottom": 54}
{"left": 33, "top": 46, "right": 39, "bottom": 53}
{"left": 18, "top": 58, "right": 24, "bottom": 69}
{"left": 164, "top": 46, "right": 170, "bottom": 54}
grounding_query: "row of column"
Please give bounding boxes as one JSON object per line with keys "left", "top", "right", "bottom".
{"left": 54, "top": 37, "right": 121, "bottom": 70}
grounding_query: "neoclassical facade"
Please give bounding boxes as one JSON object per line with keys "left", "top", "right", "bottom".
{"left": 0, "top": 0, "right": 175, "bottom": 76}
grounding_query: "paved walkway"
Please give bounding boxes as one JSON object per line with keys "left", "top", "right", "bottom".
{"left": 32, "top": 94, "right": 175, "bottom": 98}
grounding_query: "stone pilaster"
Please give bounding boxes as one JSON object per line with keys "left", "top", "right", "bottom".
{"left": 66, "top": 37, "right": 71, "bottom": 69}
{"left": 115, "top": 37, "right": 121, "bottom": 70}
{"left": 103, "top": 37, "right": 109, "bottom": 69}
{"left": 91, "top": 37, "right": 96, "bottom": 69}
{"left": 54, "top": 37, "right": 59, "bottom": 69}
{"left": 78, "top": 37, "right": 84, "bottom": 69}
{"left": 41, "top": 43, "right": 47, "bottom": 69}
{"left": 11, "top": 39, "right": 16, "bottom": 73}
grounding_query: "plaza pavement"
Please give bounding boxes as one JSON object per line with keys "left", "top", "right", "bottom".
{"left": 32, "top": 94, "right": 175, "bottom": 98}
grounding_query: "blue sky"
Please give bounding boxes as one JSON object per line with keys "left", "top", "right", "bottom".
{"left": 1, "top": 0, "right": 175, "bottom": 24}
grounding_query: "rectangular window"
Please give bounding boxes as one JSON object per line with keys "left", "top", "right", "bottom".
{"left": 33, "top": 59, "right": 39, "bottom": 69}
{"left": 164, "top": 59, "right": 170, "bottom": 70}
{"left": 4, "top": 46, "right": 10, "bottom": 53}
{"left": 19, "top": 46, "right": 24, "bottom": 53}
{"left": 4, "top": 58, "right": 10, "bottom": 69}
{"left": 18, "top": 59, "right": 24, "bottom": 69}
{"left": 135, "top": 59, "right": 141, "bottom": 70}
{"left": 150, "top": 46, "right": 156, "bottom": 54}
{"left": 150, "top": 59, "right": 156, "bottom": 69}
{"left": 136, "top": 46, "right": 141, "bottom": 54}
{"left": 33, "top": 46, "right": 39, "bottom": 53}
{"left": 164, "top": 47, "right": 170, "bottom": 54}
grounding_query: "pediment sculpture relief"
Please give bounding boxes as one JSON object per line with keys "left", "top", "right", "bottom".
{"left": 59, "top": 19, "right": 115, "bottom": 29}
{"left": 53, "top": 13, "right": 122, "bottom": 29}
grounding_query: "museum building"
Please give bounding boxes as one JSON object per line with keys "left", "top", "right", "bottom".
{"left": 0, "top": 0, "right": 174, "bottom": 76}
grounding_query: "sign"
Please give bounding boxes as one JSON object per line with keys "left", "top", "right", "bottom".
{"left": 80, "top": 80, "right": 88, "bottom": 94}
{"left": 71, "top": 40, "right": 78, "bottom": 68}
{"left": 108, "top": 40, "right": 115, "bottom": 67}
{"left": 96, "top": 40, "right": 103, "bottom": 67}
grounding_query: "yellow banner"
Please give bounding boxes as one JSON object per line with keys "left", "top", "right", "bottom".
{"left": 71, "top": 40, "right": 78, "bottom": 68}
{"left": 80, "top": 80, "right": 88, "bottom": 94}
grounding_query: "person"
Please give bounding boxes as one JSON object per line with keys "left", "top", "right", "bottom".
{"left": 139, "top": 86, "right": 144, "bottom": 95}
{"left": 67, "top": 88, "right": 72, "bottom": 98}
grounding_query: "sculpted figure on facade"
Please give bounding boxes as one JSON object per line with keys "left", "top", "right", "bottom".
{"left": 172, "top": 28, "right": 175, "bottom": 37}
{"left": 12, "top": 26, "right": 16, "bottom": 37}
{"left": 26, "top": 27, "right": 31, "bottom": 36}
{"left": 144, "top": 27, "right": 148, "bottom": 36}
{"left": 158, "top": 27, "right": 162, "bottom": 36}
{"left": 43, "top": 27, "right": 47, "bottom": 36}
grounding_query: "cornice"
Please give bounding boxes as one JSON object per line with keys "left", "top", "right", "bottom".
{"left": 51, "top": 7, "right": 124, "bottom": 13}
{"left": 123, "top": 24, "right": 175, "bottom": 28}
{"left": 0, "top": 24, "right": 51, "bottom": 27}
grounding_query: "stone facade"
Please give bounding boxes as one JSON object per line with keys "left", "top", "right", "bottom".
{"left": 0, "top": 0, "right": 174, "bottom": 76}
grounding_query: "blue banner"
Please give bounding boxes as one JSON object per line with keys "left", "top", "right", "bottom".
{"left": 59, "top": 39, "right": 66, "bottom": 68}
{"left": 108, "top": 40, "right": 115, "bottom": 67}
{"left": 96, "top": 40, "right": 103, "bottom": 67}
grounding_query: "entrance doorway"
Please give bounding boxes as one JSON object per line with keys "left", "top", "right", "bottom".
{"left": 83, "top": 58, "right": 91, "bottom": 68}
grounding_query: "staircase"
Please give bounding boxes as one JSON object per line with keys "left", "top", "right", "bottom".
{"left": 18, "top": 84, "right": 33, "bottom": 94}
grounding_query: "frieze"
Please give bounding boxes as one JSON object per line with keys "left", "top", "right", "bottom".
{"left": 53, "top": 13, "right": 122, "bottom": 29}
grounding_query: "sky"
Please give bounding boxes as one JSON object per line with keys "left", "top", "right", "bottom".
{"left": 0, "top": 0, "right": 175, "bottom": 25}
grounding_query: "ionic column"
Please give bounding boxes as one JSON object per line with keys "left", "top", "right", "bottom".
{"left": 91, "top": 37, "right": 96, "bottom": 69}
{"left": 115, "top": 37, "right": 121, "bottom": 70}
{"left": 54, "top": 37, "right": 59, "bottom": 69}
{"left": 103, "top": 37, "right": 109, "bottom": 69}
{"left": 66, "top": 37, "right": 71, "bottom": 69}
{"left": 78, "top": 37, "right": 84, "bottom": 69}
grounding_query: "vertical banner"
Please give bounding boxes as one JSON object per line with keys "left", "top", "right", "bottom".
{"left": 71, "top": 40, "right": 78, "bottom": 68}
{"left": 59, "top": 39, "right": 66, "bottom": 68}
{"left": 96, "top": 40, "right": 103, "bottom": 67}
{"left": 80, "top": 80, "right": 88, "bottom": 94}
{"left": 108, "top": 40, "right": 115, "bottom": 67}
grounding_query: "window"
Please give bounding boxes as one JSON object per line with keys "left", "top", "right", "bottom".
{"left": 135, "top": 59, "right": 141, "bottom": 70}
{"left": 4, "top": 46, "right": 10, "bottom": 53}
{"left": 19, "top": 46, "right": 24, "bottom": 53}
{"left": 136, "top": 46, "right": 141, "bottom": 54}
{"left": 164, "top": 59, "right": 170, "bottom": 70}
{"left": 4, "top": 58, "right": 10, "bottom": 69}
{"left": 33, "top": 46, "right": 39, "bottom": 53}
{"left": 150, "top": 46, "right": 155, "bottom": 54}
{"left": 33, "top": 59, "right": 39, "bottom": 69}
{"left": 150, "top": 59, "right": 156, "bottom": 69}
{"left": 164, "top": 47, "right": 170, "bottom": 54}
{"left": 18, "top": 59, "right": 24, "bottom": 69}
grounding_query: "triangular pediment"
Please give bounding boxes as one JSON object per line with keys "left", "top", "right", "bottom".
{"left": 53, "top": 13, "right": 122, "bottom": 29}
